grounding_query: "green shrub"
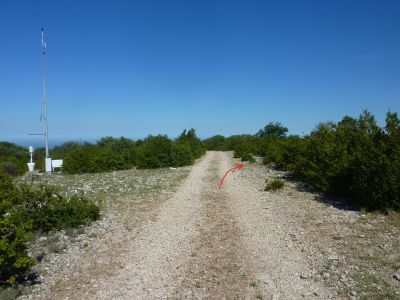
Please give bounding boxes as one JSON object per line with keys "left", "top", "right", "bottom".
{"left": 96, "top": 137, "right": 136, "bottom": 166}
{"left": 51, "top": 141, "right": 81, "bottom": 158}
{"left": 240, "top": 152, "right": 255, "bottom": 162}
{"left": 176, "top": 128, "right": 206, "bottom": 159}
{"left": 32, "top": 147, "right": 46, "bottom": 173}
{"left": 233, "top": 140, "right": 259, "bottom": 159}
{"left": 61, "top": 131, "right": 205, "bottom": 173}
{"left": 225, "top": 135, "right": 256, "bottom": 152}
{"left": 203, "top": 135, "right": 227, "bottom": 151}
{"left": 0, "top": 142, "right": 29, "bottom": 176}
{"left": 0, "top": 162, "right": 19, "bottom": 177}
{"left": 136, "top": 131, "right": 205, "bottom": 169}
{"left": 256, "top": 122, "right": 288, "bottom": 138}
{"left": 257, "top": 111, "right": 400, "bottom": 211}
{"left": 261, "top": 137, "right": 285, "bottom": 166}
{"left": 171, "top": 143, "right": 194, "bottom": 167}
{"left": 17, "top": 184, "right": 100, "bottom": 232}
{"left": 0, "top": 172, "right": 19, "bottom": 213}
{"left": 348, "top": 112, "right": 400, "bottom": 210}
{"left": 265, "top": 178, "right": 285, "bottom": 191}
{"left": 136, "top": 135, "right": 174, "bottom": 169}
{"left": 0, "top": 172, "right": 35, "bottom": 284}
{"left": 0, "top": 172, "right": 100, "bottom": 284}
{"left": 0, "top": 216, "right": 36, "bottom": 285}
{"left": 63, "top": 144, "right": 126, "bottom": 173}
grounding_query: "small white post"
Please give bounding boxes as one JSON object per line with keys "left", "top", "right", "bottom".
{"left": 27, "top": 146, "right": 35, "bottom": 179}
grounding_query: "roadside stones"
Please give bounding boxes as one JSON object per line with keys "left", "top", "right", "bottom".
{"left": 102, "top": 220, "right": 112, "bottom": 230}
{"left": 39, "top": 236, "right": 48, "bottom": 242}
{"left": 256, "top": 272, "right": 274, "bottom": 286}
{"left": 394, "top": 270, "right": 400, "bottom": 281}
{"left": 327, "top": 254, "right": 339, "bottom": 261}
{"left": 299, "top": 272, "right": 308, "bottom": 279}
{"left": 60, "top": 234, "right": 69, "bottom": 241}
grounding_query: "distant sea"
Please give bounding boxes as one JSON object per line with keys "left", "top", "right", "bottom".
{"left": 1, "top": 136, "right": 149, "bottom": 148}
{"left": 2, "top": 134, "right": 200, "bottom": 149}
{"left": 2, "top": 137, "right": 101, "bottom": 148}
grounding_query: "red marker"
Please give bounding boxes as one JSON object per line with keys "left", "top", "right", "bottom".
{"left": 218, "top": 162, "right": 244, "bottom": 190}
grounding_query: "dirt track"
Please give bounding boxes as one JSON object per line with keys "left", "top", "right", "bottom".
{"left": 27, "top": 151, "right": 400, "bottom": 299}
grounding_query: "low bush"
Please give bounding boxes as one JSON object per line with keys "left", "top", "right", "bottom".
{"left": 171, "top": 142, "right": 194, "bottom": 167}
{"left": 63, "top": 144, "right": 127, "bottom": 173}
{"left": 18, "top": 185, "right": 100, "bottom": 232}
{"left": 240, "top": 152, "right": 255, "bottom": 162}
{"left": 136, "top": 129, "right": 205, "bottom": 169}
{"left": 203, "top": 135, "right": 227, "bottom": 151}
{"left": 0, "top": 172, "right": 35, "bottom": 284}
{"left": 136, "top": 135, "right": 174, "bottom": 169}
{"left": 0, "top": 172, "right": 100, "bottom": 284}
{"left": 265, "top": 178, "right": 285, "bottom": 191}
{"left": 233, "top": 140, "right": 259, "bottom": 159}
{"left": 0, "top": 215, "right": 36, "bottom": 285}
{"left": 0, "top": 162, "right": 19, "bottom": 177}
{"left": 61, "top": 130, "right": 205, "bottom": 173}
{"left": 0, "top": 142, "right": 29, "bottom": 176}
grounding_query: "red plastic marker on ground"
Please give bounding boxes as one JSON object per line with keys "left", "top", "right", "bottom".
{"left": 218, "top": 162, "right": 244, "bottom": 190}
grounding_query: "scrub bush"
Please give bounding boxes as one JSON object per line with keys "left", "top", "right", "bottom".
{"left": 0, "top": 172, "right": 35, "bottom": 284}
{"left": 176, "top": 128, "right": 206, "bottom": 159}
{"left": 63, "top": 144, "right": 126, "bottom": 173}
{"left": 260, "top": 111, "right": 400, "bottom": 210}
{"left": 96, "top": 137, "right": 136, "bottom": 166}
{"left": 136, "top": 135, "right": 174, "bottom": 169}
{"left": 265, "top": 178, "right": 285, "bottom": 191}
{"left": 203, "top": 135, "right": 227, "bottom": 151}
{"left": 0, "top": 142, "right": 29, "bottom": 176}
{"left": 136, "top": 130, "right": 206, "bottom": 169}
{"left": 0, "top": 172, "right": 100, "bottom": 284}
{"left": 233, "top": 140, "right": 259, "bottom": 159}
{"left": 171, "top": 142, "right": 194, "bottom": 167}
{"left": 18, "top": 184, "right": 100, "bottom": 232}
{"left": 62, "top": 131, "right": 205, "bottom": 173}
{"left": 256, "top": 122, "right": 288, "bottom": 138}
{"left": 240, "top": 152, "right": 255, "bottom": 162}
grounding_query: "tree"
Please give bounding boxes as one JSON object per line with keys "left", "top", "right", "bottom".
{"left": 256, "top": 122, "right": 288, "bottom": 138}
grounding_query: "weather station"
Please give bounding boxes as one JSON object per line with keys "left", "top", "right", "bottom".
{"left": 28, "top": 28, "right": 62, "bottom": 175}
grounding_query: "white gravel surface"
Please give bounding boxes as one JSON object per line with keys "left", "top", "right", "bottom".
{"left": 223, "top": 153, "right": 334, "bottom": 299}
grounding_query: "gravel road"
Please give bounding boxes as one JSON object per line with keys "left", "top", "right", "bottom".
{"left": 23, "top": 152, "right": 342, "bottom": 299}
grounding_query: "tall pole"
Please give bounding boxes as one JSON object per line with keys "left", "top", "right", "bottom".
{"left": 41, "top": 28, "right": 49, "bottom": 158}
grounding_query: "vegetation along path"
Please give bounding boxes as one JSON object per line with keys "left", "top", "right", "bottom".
{"left": 22, "top": 151, "right": 400, "bottom": 299}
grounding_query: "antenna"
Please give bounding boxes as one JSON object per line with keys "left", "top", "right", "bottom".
{"left": 41, "top": 28, "right": 49, "bottom": 159}
{"left": 28, "top": 28, "right": 52, "bottom": 174}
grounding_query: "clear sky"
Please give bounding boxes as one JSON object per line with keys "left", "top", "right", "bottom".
{"left": 1, "top": 0, "right": 399, "bottom": 142}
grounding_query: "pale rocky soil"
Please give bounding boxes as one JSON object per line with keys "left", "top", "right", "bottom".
{"left": 17, "top": 151, "right": 400, "bottom": 299}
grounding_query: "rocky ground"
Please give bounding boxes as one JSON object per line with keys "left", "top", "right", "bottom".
{"left": 9, "top": 151, "right": 400, "bottom": 299}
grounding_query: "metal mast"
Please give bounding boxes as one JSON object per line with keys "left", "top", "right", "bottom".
{"left": 41, "top": 28, "right": 49, "bottom": 158}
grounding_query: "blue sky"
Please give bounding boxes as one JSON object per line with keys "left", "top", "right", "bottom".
{"left": 1, "top": 0, "right": 399, "bottom": 143}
